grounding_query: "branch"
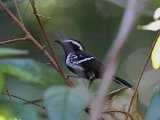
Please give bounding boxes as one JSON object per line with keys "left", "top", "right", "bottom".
{"left": 23, "top": 99, "right": 42, "bottom": 104}
{"left": 0, "top": 0, "right": 57, "bottom": 67}
{"left": 4, "top": 83, "right": 12, "bottom": 100}
{"left": 0, "top": 37, "right": 27, "bottom": 45}
{"left": 29, "top": 0, "right": 74, "bottom": 87}
{"left": 89, "top": 0, "right": 149, "bottom": 120}
{"left": 0, "top": 0, "right": 74, "bottom": 87}
{"left": 3, "top": 92, "right": 45, "bottom": 109}
{"left": 104, "top": 110, "right": 133, "bottom": 120}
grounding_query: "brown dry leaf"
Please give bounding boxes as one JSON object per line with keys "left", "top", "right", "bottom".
{"left": 102, "top": 87, "right": 143, "bottom": 120}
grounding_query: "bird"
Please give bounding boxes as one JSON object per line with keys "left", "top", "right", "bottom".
{"left": 55, "top": 39, "right": 133, "bottom": 88}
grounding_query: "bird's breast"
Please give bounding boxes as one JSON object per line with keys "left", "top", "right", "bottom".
{"left": 66, "top": 53, "right": 84, "bottom": 71}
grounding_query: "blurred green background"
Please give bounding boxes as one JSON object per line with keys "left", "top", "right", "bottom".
{"left": 0, "top": 0, "right": 160, "bottom": 119}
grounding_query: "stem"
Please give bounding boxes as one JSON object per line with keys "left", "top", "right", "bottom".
{"left": 104, "top": 110, "right": 133, "bottom": 120}
{"left": 125, "top": 31, "right": 160, "bottom": 120}
{"left": 4, "top": 83, "right": 11, "bottom": 100}
{"left": 0, "top": 1, "right": 75, "bottom": 87}
{"left": 0, "top": 0, "right": 58, "bottom": 68}
{"left": 29, "top": 0, "right": 74, "bottom": 87}
{"left": 0, "top": 37, "right": 27, "bottom": 45}
{"left": 23, "top": 99, "right": 42, "bottom": 104}
{"left": 3, "top": 92, "right": 45, "bottom": 109}
{"left": 28, "top": 35, "right": 59, "bottom": 70}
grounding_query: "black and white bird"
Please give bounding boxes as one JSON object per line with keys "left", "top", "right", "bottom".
{"left": 55, "top": 39, "right": 133, "bottom": 88}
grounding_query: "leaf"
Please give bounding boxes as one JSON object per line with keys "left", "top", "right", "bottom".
{"left": 0, "top": 99, "right": 38, "bottom": 120}
{"left": 145, "top": 87, "right": 160, "bottom": 120}
{"left": 138, "top": 69, "right": 160, "bottom": 106}
{"left": 102, "top": 87, "right": 142, "bottom": 120}
{"left": 44, "top": 86, "right": 91, "bottom": 120}
{"left": 153, "top": 7, "right": 160, "bottom": 20}
{"left": 151, "top": 35, "right": 160, "bottom": 69}
{"left": 0, "top": 74, "right": 4, "bottom": 93}
{"left": 0, "top": 48, "right": 28, "bottom": 57}
{"left": 138, "top": 20, "right": 160, "bottom": 31}
{"left": 0, "top": 58, "right": 64, "bottom": 88}
{"left": 138, "top": 7, "right": 160, "bottom": 31}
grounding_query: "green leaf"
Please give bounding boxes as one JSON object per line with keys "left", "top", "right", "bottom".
{"left": 138, "top": 70, "right": 160, "bottom": 106}
{"left": 0, "top": 48, "right": 28, "bottom": 57}
{"left": 0, "top": 99, "right": 38, "bottom": 120}
{"left": 0, "top": 74, "right": 4, "bottom": 93}
{"left": 0, "top": 58, "right": 64, "bottom": 88}
{"left": 145, "top": 87, "right": 160, "bottom": 120}
{"left": 44, "top": 86, "right": 91, "bottom": 120}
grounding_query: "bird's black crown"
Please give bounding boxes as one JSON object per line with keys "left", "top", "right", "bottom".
{"left": 55, "top": 39, "right": 85, "bottom": 55}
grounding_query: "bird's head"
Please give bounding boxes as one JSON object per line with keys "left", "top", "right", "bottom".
{"left": 55, "top": 39, "right": 85, "bottom": 55}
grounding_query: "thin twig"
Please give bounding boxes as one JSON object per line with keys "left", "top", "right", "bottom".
{"left": 0, "top": 37, "right": 27, "bottom": 45}
{"left": 29, "top": 0, "right": 74, "bottom": 87}
{"left": 23, "top": 99, "right": 42, "bottom": 104}
{"left": 86, "top": 108, "right": 133, "bottom": 120}
{"left": 4, "top": 82, "right": 12, "bottom": 100}
{"left": 125, "top": 31, "right": 160, "bottom": 120}
{"left": 12, "top": 0, "right": 24, "bottom": 25}
{"left": 104, "top": 110, "right": 133, "bottom": 120}
{"left": 3, "top": 92, "right": 45, "bottom": 109}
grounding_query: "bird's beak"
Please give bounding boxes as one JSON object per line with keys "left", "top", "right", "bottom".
{"left": 54, "top": 40, "right": 62, "bottom": 44}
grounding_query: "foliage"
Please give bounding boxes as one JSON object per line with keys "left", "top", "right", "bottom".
{"left": 0, "top": 48, "right": 28, "bottom": 57}
{"left": 0, "top": 48, "right": 28, "bottom": 93}
{"left": 44, "top": 86, "right": 90, "bottom": 120}
{"left": 0, "top": 0, "right": 160, "bottom": 120}
{"left": 138, "top": 7, "right": 160, "bottom": 69}
{"left": 0, "top": 58, "right": 64, "bottom": 88}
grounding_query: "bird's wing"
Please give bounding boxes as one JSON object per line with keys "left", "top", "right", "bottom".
{"left": 73, "top": 51, "right": 104, "bottom": 76}
{"left": 69, "top": 51, "right": 133, "bottom": 88}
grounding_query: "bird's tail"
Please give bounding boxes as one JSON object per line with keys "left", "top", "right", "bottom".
{"left": 113, "top": 76, "right": 133, "bottom": 88}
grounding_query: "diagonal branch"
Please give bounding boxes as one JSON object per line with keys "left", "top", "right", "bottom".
{"left": 0, "top": 0, "right": 57, "bottom": 69}
{"left": 29, "top": 0, "right": 74, "bottom": 87}
{"left": 4, "top": 82, "right": 12, "bottom": 100}
{"left": 0, "top": 0, "right": 74, "bottom": 87}
{"left": 23, "top": 99, "right": 42, "bottom": 104}
{"left": 3, "top": 92, "right": 45, "bottom": 109}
